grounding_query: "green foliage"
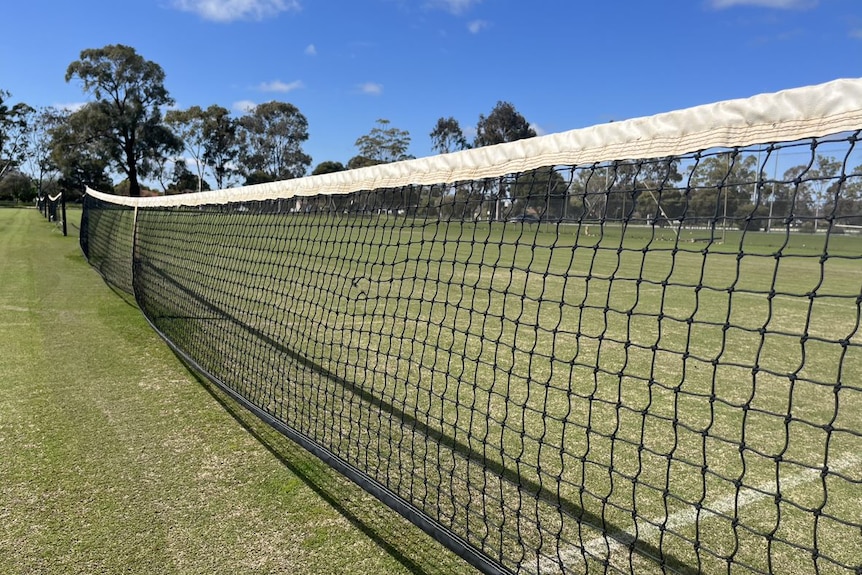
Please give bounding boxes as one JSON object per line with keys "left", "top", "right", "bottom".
{"left": 354, "top": 119, "right": 412, "bottom": 164}
{"left": 165, "top": 106, "right": 208, "bottom": 192}
{"left": 238, "top": 101, "right": 311, "bottom": 181}
{"left": 570, "top": 158, "right": 684, "bottom": 222}
{"left": 167, "top": 161, "right": 211, "bottom": 194}
{"left": 735, "top": 202, "right": 770, "bottom": 231}
{"left": 0, "top": 170, "right": 35, "bottom": 202}
{"left": 0, "top": 89, "right": 35, "bottom": 179}
{"left": 312, "top": 160, "right": 346, "bottom": 175}
{"left": 166, "top": 104, "right": 242, "bottom": 191}
{"left": 509, "top": 167, "right": 568, "bottom": 218}
{"left": 64, "top": 44, "right": 179, "bottom": 196}
{"left": 22, "top": 106, "right": 61, "bottom": 197}
{"left": 202, "top": 105, "right": 240, "bottom": 189}
{"left": 346, "top": 155, "right": 384, "bottom": 170}
{"left": 474, "top": 101, "right": 535, "bottom": 147}
{"left": 430, "top": 117, "right": 468, "bottom": 154}
{"left": 243, "top": 170, "right": 277, "bottom": 186}
{"left": 47, "top": 107, "right": 113, "bottom": 195}
{"left": 825, "top": 164, "right": 862, "bottom": 225}
{"left": 687, "top": 152, "right": 757, "bottom": 220}
{"left": 799, "top": 155, "right": 842, "bottom": 232}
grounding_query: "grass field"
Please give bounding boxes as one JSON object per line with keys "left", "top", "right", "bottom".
{"left": 83, "top": 204, "right": 859, "bottom": 575}
{"left": 0, "top": 207, "right": 479, "bottom": 575}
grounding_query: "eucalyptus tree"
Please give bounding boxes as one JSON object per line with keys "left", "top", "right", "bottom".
{"left": 474, "top": 101, "right": 536, "bottom": 148}
{"left": 427, "top": 117, "right": 471, "bottom": 217}
{"left": 312, "top": 160, "right": 346, "bottom": 175}
{"left": 237, "top": 101, "right": 311, "bottom": 181}
{"left": 0, "top": 89, "right": 34, "bottom": 179}
{"left": 165, "top": 105, "right": 208, "bottom": 193}
{"left": 349, "top": 119, "right": 413, "bottom": 211}
{"left": 165, "top": 104, "right": 242, "bottom": 192}
{"left": 23, "top": 107, "right": 62, "bottom": 198}
{"left": 430, "top": 117, "right": 468, "bottom": 154}
{"left": 687, "top": 152, "right": 758, "bottom": 223}
{"left": 473, "top": 102, "right": 536, "bottom": 220}
{"left": 509, "top": 167, "right": 569, "bottom": 219}
{"left": 830, "top": 162, "right": 862, "bottom": 225}
{"left": 353, "top": 118, "right": 412, "bottom": 164}
{"left": 806, "top": 155, "right": 842, "bottom": 232}
{"left": 168, "top": 161, "right": 211, "bottom": 194}
{"left": 0, "top": 170, "right": 35, "bottom": 202}
{"left": 202, "top": 105, "right": 240, "bottom": 189}
{"left": 65, "top": 44, "right": 180, "bottom": 196}
{"left": 47, "top": 107, "right": 114, "bottom": 196}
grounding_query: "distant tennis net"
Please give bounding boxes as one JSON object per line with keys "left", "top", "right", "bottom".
{"left": 39, "top": 191, "right": 67, "bottom": 236}
{"left": 81, "top": 78, "right": 862, "bottom": 575}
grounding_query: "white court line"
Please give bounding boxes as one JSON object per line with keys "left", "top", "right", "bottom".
{"left": 536, "top": 454, "right": 860, "bottom": 574}
{"left": 582, "top": 270, "right": 856, "bottom": 307}
{"left": 730, "top": 290, "right": 858, "bottom": 310}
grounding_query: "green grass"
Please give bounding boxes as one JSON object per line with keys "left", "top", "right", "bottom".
{"left": 68, "top": 203, "right": 862, "bottom": 574}
{"left": 0, "top": 207, "right": 478, "bottom": 575}
{"left": 116, "top": 209, "right": 862, "bottom": 575}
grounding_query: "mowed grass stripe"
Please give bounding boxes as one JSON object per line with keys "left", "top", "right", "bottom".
{"left": 0, "top": 207, "right": 477, "bottom": 575}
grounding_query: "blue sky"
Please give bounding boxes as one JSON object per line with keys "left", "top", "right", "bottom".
{"left": 2, "top": 0, "right": 861, "bottom": 176}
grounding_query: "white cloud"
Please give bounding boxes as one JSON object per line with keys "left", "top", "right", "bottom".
{"left": 233, "top": 100, "right": 257, "bottom": 113}
{"left": 305, "top": 44, "right": 317, "bottom": 56}
{"left": 257, "top": 80, "right": 304, "bottom": 92}
{"left": 171, "top": 0, "right": 301, "bottom": 22}
{"left": 467, "top": 19, "right": 488, "bottom": 34}
{"left": 530, "top": 123, "right": 547, "bottom": 137}
{"left": 358, "top": 82, "right": 383, "bottom": 96}
{"left": 851, "top": 29, "right": 862, "bottom": 40}
{"left": 429, "top": 0, "right": 481, "bottom": 15}
{"left": 709, "top": 0, "right": 817, "bottom": 9}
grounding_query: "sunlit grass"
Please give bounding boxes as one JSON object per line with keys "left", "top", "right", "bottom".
{"left": 125, "top": 209, "right": 861, "bottom": 575}
{"left": 0, "top": 207, "right": 477, "bottom": 575}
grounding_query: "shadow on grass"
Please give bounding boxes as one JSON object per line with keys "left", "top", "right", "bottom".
{"left": 177, "top": 351, "right": 704, "bottom": 575}
{"left": 138, "top": 262, "right": 701, "bottom": 575}
{"left": 182, "top": 359, "right": 477, "bottom": 575}
{"left": 85, "top": 252, "right": 703, "bottom": 575}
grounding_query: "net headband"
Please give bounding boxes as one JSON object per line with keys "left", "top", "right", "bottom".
{"left": 86, "top": 77, "right": 862, "bottom": 208}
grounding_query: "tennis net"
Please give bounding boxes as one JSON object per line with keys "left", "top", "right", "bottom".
{"left": 42, "top": 191, "right": 67, "bottom": 236}
{"left": 80, "top": 78, "right": 862, "bottom": 575}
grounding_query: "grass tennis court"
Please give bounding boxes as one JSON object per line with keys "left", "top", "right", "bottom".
{"left": 70, "top": 77, "right": 862, "bottom": 573}
{"left": 0, "top": 207, "right": 477, "bottom": 575}
{"left": 113, "top": 204, "right": 860, "bottom": 575}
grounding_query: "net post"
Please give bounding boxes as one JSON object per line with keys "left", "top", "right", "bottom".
{"left": 60, "top": 192, "right": 67, "bottom": 236}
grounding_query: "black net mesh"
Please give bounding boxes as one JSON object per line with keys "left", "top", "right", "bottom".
{"left": 80, "top": 194, "right": 135, "bottom": 294}
{"left": 41, "top": 192, "right": 68, "bottom": 236}
{"left": 81, "top": 133, "right": 862, "bottom": 575}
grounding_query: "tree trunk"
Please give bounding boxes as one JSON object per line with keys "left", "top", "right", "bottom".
{"left": 128, "top": 168, "right": 140, "bottom": 197}
{"left": 127, "top": 140, "right": 140, "bottom": 197}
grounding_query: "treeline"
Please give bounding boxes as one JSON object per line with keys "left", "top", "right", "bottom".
{"left": 2, "top": 44, "right": 860, "bottom": 230}
{"left": 0, "top": 44, "right": 536, "bottom": 201}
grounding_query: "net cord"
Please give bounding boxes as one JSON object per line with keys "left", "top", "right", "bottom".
{"left": 85, "top": 77, "right": 862, "bottom": 207}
